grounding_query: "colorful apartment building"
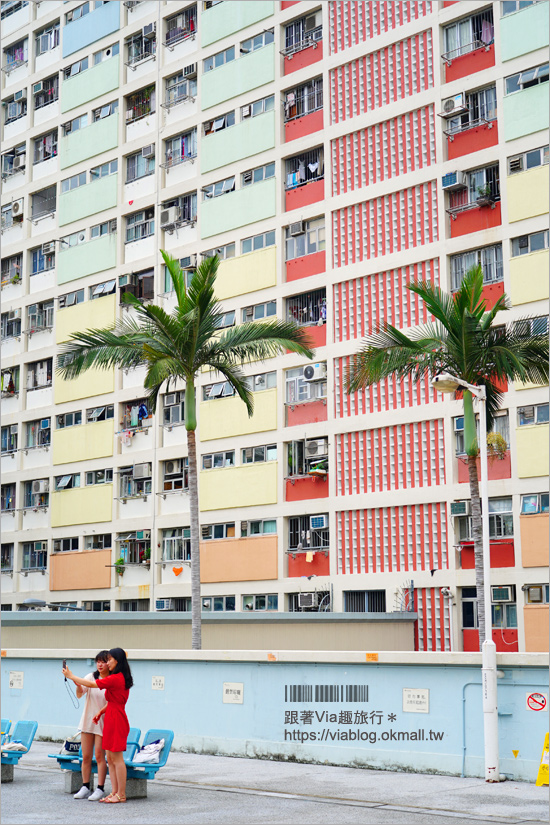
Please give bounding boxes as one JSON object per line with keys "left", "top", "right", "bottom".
{"left": 1, "top": 0, "right": 548, "bottom": 653}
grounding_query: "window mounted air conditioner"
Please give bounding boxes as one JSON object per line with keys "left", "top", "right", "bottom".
{"left": 442, "top": 171, "right": 467, "bottom": 191}
{"left": 509, "top": 157, "right": 523, "bottom": 173}
{"left": 10, "top": 424, "right": 18, "bottom": 434}
{"left": 518, "top": 236, "right": 529, "bottom": 249}
{"left": 32, "top": 81, "right": 44, "bottom": 95}
{"left": 289, "top": 220, "right": 304, "bottom": 236}
{"left": 241, "top": 105, "right": 251, "bottom": 118}
{"left": 243, "top": 447, "right": 253, "bottom": 461}
{"left": 244, "top": 306, "right": 254, "bottom": 318}
{"left": 14, "top": 89, "right": 26, "bottom": 102}
{"left": 12, "top": 199, "right": 23, "bottom": 216}
{"left": 133, "top": 462, "right": 151, "bottom": 479}
{"left": 160, "top": 206, "right": 179, "bottom": 227}
{"left": 32, "top": 479, "right": 49, "bottom": 494}
{"left": 118, "top": 273, "right": 138, "bottom": 288}
{"left": 298, "top": 592, "right": 317, "bottom": 608}
{"left": 141, "top": 145, "right": 155, "bottom": 159}
{"left": 36, "top": 541, "right": 47, "bottom": 551}
{"left": 450, "top": 501, "right": 470, "bottom": 517}
{"left": 240, "top": 520, "right": 248, "bottom": 533}
{"left": 164, "top": 393, "right": 177, "bottom": 406}
{"left": 42, "top": 241, "right": 55, "bottom": 254}
{"left": 306, "top": 438, "right": 328, "bottom": 456}
{"left": 8, "top": 309, "right": 21, "bottom": 320}
{"left": 156, "top": 598, "right": 173, "bottom": 611}
{"left": 165, "top": 459, "right": 182, "bottom": 475}
{"left": 310, "top": 514, "right": 328, "bottom": 530}
{"left": 143, "top": 22, "right": 156, "bottom": 39}
{"left": 303, "top": 362, "right": 326, "bottom": 381}
{"left": 181, "top": 254, "right": 197, "bottom": 269}
{"left": 183, "top": 63, "right": 197, "bottom": 78}
{"left": 13, "top": 155, "right": 25, "bottom": 170}
{"left": 440, "top": 92, "right": 467, "bottom": 118}
{"left": 304, "top": 14, "right": 317, "bottom": 31}
{"left": 527, "top": 585, "right": 543, "bottom": 603}
{"left": 491, "top": 586, "right": 513, "bottom": 603}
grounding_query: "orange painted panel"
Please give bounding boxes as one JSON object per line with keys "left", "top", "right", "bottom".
{"left": 457, "top": 451, "right": 511, "bottom": 483}
{"left": 520, "top": 514, "right": 550, "bottom": 567}
{"left": 447, "top": 121, "right": 498, "bottom": 161}
{"left": 524, "top": 605, "right": 549, "bottom": 652}
{"left": 462, "top": 628, "right": 518, "bottom": 652}
{"left": 200, "top": 534, "right": 277, "bottom": 583}
{"left": 284, "top": 40, "right": 323, "bottom": 75}
{"left": 460, "top": 540, "right": 515, "bottom": 569}
{"left": 287, "top": 320, "right": 325, "bottom": 352}
{"left": 286, "top": 474, "right": 329, "bottom": 502}
{"left": 285, "top": 108, "right": 323, "bottom": 142}
{"left": 286, "top": 398, "right": 328, "bottom": 427}
{"left": 481, "top": 280, "right": 504, "bottom": 310}
{"left": 445, "top": 44, "right": 495, "bottom": 84}
{"left": 288, "top": 549, "right": 330, "bottom": 577}
{"left": 285, "top": 179, "right": 324, "bottom": 212}
{"left": 50, "top": 549, "right": 112, "bottom": 591}
{"left": 450, "top": 201, "right": 502, "bottom": 238}
{"left": 286, "top": 250, "right": 326, "bottom": 282}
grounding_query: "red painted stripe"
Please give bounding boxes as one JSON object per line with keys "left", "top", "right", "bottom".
{"left": 413, "top": 587, "right": 419, "bottom": 650}
{"left": 420, "top": 589, "right": 428, "bottom": 651}
{"left": 430, "top": 588, "right": 437, "bottom": 652}
{"left": 439, "top": 588, "right": 447, "bottom": 651}
{"left": 437, "top": 502, "right": 444, "bottom": 571}
{"left": 340, "top": 511, "right": 346, "bottom": 574}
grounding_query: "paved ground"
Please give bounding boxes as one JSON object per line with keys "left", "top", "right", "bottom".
{"left": 2, "top": 741, "right": 548, "bottom": 825}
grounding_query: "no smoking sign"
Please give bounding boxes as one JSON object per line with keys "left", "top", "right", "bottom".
{"left": 526, "top": 692, "right": 547, "bottom": 712}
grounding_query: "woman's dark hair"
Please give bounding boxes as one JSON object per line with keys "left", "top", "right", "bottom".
{"left": 108, "top": 647, "right": 133, "bottom": 689}
{"left": 93, "top": 650, "right": 109, "bottom": 680}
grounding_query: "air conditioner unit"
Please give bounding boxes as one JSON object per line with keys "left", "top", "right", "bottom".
{"left": 133, "top": 462, "right": 151, "bottom": 479}
{"left": 165, "top": 459, "right": 181, "bottom": 475}
{"left": 527, "top": 585, "right": 543, "bottom": 603}
{"left": 310, "top": 514, "right": 328, "bottom": 530}
{"left": 32, "top": 81, "right": 44, "bottom": 95}
{"left": 442, "top": 171, "right": 468, "bottom": 191}
{"left": 156, "top": 598, "right": 174, "bottom": 611}
{"left": 13, "top": 154, "right": 25, "bottom": 170}
{"left": 141, "top": 145, "right": 155, "bottom": 159}
{"left": 518, "top": 236, "right": 529, "bottom": 249}
{"left": 298, "top": 592, "right": 317, "bottom": 608}
{"left": 164, "top": 393, "right": 177, "bottom": 406}
{"left": 303, "top": 362, "right": 327, "bottom": 382}
{"left": 10, "top": 424, "right": 18, "bottom": 434}
{"left": 183, "top": 63, "right": 197, "bottom": 78}
{"left": 440, "top": 92, "right": 468, "bottom": 118}
{"left": 14, "top": 89, "right": 26, "bottom": 102}
{"left": 12, "top": 199, "right": 23, "bottom": 216}
{"left": 181, "top": 254, "right": 197, "bottom": 269}
{"left": 40, "top": 419, "right": 50, "bottom": 430}
{"left": 160, "top": 206, "right": 179, "bottom": 227}
{"left": 450, "top": 500, "right": 470, "bottom": 517}
{"left": 118, "top": 273, "right": 138, "bottom": 288}
{"left": 8, "top": 309, "right": 21, "bottom": 320}
{"left": 240, "top": 520, "right": 248, "bottom": 533}
{"left": 305, "top": 14, "right": 318, "bottom": 31}
{"left": 143, "top": 22, "right": 156, "bottom": 39}
{"left": 244, "top": 306, "right": 254, "bottom": 317}
{"left": 42, "top": 241, "right": 55, "bottom": 254}
{"left": 32, "top": 479, "right": 49, "bottom": 494}
{"left": 508, "top": 156, "right": 523, "bottom": 173}
{"left": 306, "top": 438, "right": 328, "bottom": 456}
{"left": 289, "top": 220, "right": 304, "bottom": 236}
{"left": 36, "top": 541, "right": 48, "bottom": 551}
{"left": 491, "top": 586, "right": 513, "bottom": 603}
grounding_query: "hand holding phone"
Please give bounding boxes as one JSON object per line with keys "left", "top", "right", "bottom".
{"left": 62, "top": 659, "right": 67, "bottom": 681}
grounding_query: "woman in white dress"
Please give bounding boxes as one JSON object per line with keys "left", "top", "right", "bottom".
{"left": 73, "top": 651, "right": 109, "bottom": 801}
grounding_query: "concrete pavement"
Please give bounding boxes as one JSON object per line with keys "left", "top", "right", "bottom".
{"left": 1, "top": 740, "right": 548, "bottom": 825}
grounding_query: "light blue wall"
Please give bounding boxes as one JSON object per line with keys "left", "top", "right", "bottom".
{"left": 1, "top": 655, "right": 546, "bottom": 781}
{"left": 62, "top": 1, "right": 120, "bottom": 59}
{"left": 502, "top": 84, "right": 550, "bottom": 141}
{"left": 500, "top": 2, "right": 549, "bottom": 61}
{"left": 201, "top": 178, "right": 276, "bottom": 238}
{"left": 201, "top": 43, "right": 276, "bottom": 110}
{"left": 201, "top": 110, "right": 275, "bottom": 174}
{"left": 201, "top": 1, "right": 274, "bottom": 47}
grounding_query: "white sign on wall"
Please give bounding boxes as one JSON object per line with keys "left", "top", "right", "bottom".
{"left": 9, "top": 671, "right": 24, "bottom": 689}
{"left": 152, "top": 676, "right": 165, "bottom": 691}
{"left": 403, "top": 688, "right": 429, "bottom": 713}
{"left": 223, "top": 682, "right": 244, "bottom": 704}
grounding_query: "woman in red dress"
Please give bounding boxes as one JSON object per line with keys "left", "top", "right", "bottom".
{"left": 63, "top": 647, "right": 133, "bottom": 804}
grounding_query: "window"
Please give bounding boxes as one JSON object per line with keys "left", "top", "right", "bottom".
{"left": 511, "top": 230, "right": 549, "bottom": 256}
{"left": 58, "top": 288, "right": 84, "bottom": 308}
{"left": 284, "top": 12, "right": 322, "bottom": 55}
{"left": 161, "top": 391, "right": 184, "bottom": 426}
{"left": 92, "top": 100, "right": 118, "bottom": 122}
{"left": 93, "top": 42, "right": 119, "bottom": 65}
{"left": 165, "top": 6, "right": 197, "bottom": 46}
{"left": 284, "top": 78, "right": 323, "bottom": 121}
{"left": 26, "top": 358, "right": 52, "bottom": 389}
{"left": 1, "top": 144, "right": 26, "bottom": 178}
{"left": 216, "top": 310, "right": 235, "bottom": 329}
{"left": 443, "top": 9, "right": 494, "bottom": 58}
{"left": 203, "top": 110, "right": 234, "bottom": 135}
{"left": 23, "top": 478, "right": 49, "bottom": 508}
{"left": 165, "top": 72, "right": 197, "bottom": 106}
{"left": 125, "top": 208, "right": 154, "bottom": 242}
{"left": 285, "top": 148, "right": 324, "bottom": 190}
{"left": 1, "top": 254, "right": 22, "bottom": 284}
{"left": 126, "top": 29, "right": 156, "bottom": 66}
{"left": 119, "top": 465, "right": 152, "bottom": 498}
{"left": 66, "top": 2, "right": 90, "bottom": 23}
{"left": 31, "top": 247, "right": 55, "bottom": 275}
{"left": 1, "top": 312, "right": 21, "bottom": 340}
{"left": 162, "top": 528, "right": 191, "bottom": 561}
{"left": 201, "top": 595, "right": 235, "bottom": 611}
{"left": 33, "top": 130, "right": 58, "bottom": 165}
{"left": 5, "top": 95, "right": 27, "bottom": 123}
{"left": 521, "top": 493, "right": 549, "bottom": 514}
{"left": 27, "top": 300, "right": 54, "bottom": 332}
{"left": 89, "top": 279, "right": 116, "bottom": 300}
{"left": 288, "top": 514, "right": 329, "bottom": 550}
{"left": 202, "top": 451, "right": 235, "bottom": 470}
{"left": 241, "top": 94, "right": 274, "bottom": 120}
{"left": 63, "top": 56, "right": 89, "bottom": 79}
{"left": 287, "top": 438, "right": 329, "bottom": 476}
{"left": 85, "top": 468, "right": 113, "bottom": 485}
{"left": 53, "top": 537, "right": 79, "bottom": 553}
{"left": 244, "top": 371, "right": 276, "bottom": 392}
{"left": 286, "top": 364, "right": 327, "bottom": 403}
{"left": 55, "top": 473, "right": 80, "bottom": 491}
{"left": 1, "top": 483, "right": 16, "bottom": 512}
{"left": 91, "top": 218, "right": 116, "bottom": 239}
{"left": 120, "top": 398, "right": 150, "bottom": 429}
{"left": 1, "top": 425, "right": 18, "bottom": 453}
{"left": 161, "top": 194, "right": 197, "bottom": 228}
{"left": 1, "top": 2, "right": 28, "bottom": 21}
{"left": 448, "top": 165, "right": 500, "bottom": 212}
{"left": 25, "top": 418, "right": 50, "bottom": 449}
{"left": 35, "top": 22, "right": 60, "bottom": 55}
{"left": 1, "top": 543, "right": 14, "bottom": 573}
{"left": 241, "top": 29, "right": 274, "bottom": 54}
{"left": 287, "top": 288, "right": 326, "bottom": 327}
{"left": 1, "top": 367, "right": 20, "bottom": 395}
{"left": 31, "top": 185, "right": 56, "bottom": 219}
{"left": 242, "top": 444, "right": 277, "bottom": 464}
{"left": 90, "top": 159, "right": 117, "bottom": 180}
{"left": 506, "top": 62, "right": 549, "bottom": 95}
{"left": 242, "top": 162, "right": 275, "bottom": 187}
{"left": 33, "top": 75, "right": 59, "bottom": 109}
{"left": 203, "top": 45, "right": 234, "bottom": 72}
{"left": 201, "top": 523, "right": 235, "bottom": 540}
{"left": 518, "top": 402, "right": 549, "bottom": 426}
{"left": 126, "top": 85, "right": 155, "bottom": 122}
{"left": 344, "top": 590, "right": 387, "bottom": 612}
{"left": 492, "top": 589, "right": 517, "bottom": 629}
{"left": 241, "top": 519, "right": 276, "bottom": 536}
{"left": 243, "top": 594, "right": 278, "bottom": 611}
{"left": 83, "top": 600, "right": 111, "bottom": 611}
{"left": 119, "top": 599, "right": 149, "bottom": 611}
{"left": 202, "top": 380, "right": 235, "bottom": 400}
{"left": 454, "top": 412, "right": 509, "bottom": 454}
{"left": 502, "top": 0, "right": 544, "bottom": 13}
{"left": 86, "top": 404, "right": 114, "bottom": 422}
{"left": 285, "top": 217, "right": 325, "bottom": 261}
{"left": 508, "top": 145, "right": 549, "bottom": 175}
{"left": 447, "top": 86, "right": 497, "bottom": 134}
{"left": 524, "top": 584, "right": 550, "bottom": 604}
{"left": 62, "top": 114, "right": 88, "bottom": 135}
{"left": 164, "top": 129, "right": 197, "bottom": 167}
{"left": 126, "top": 149, "right": 154, "bottom": 182}
{"left": 241, "top": 231, "right": 275, "bottom": 255}
{"left": 516, "top": 315, "right": 549, "bottom": 337}
{"left": 457, "top": 497, "right": 513, "bottom": 541}
{"left": 84, "top": 534, "right": 112, "bottom": 550}
{"left": 163, "top": 457, "right": 189, "bottom": 491}
{"left": 61, "top": 171, "right": 86, "bottom": 194}
{"left": 22, "top": 541, "right": 47, "bottom": 570}
{"left": 4, "top": 38, "right": 28, "bottom": 71}
{"left": 450, "top": 245, "right": 502, "bottom": 291}
{"left": 202, "top": 176, "right": 235, "bottom": 200}
{"left": 56, "top": 410, "right": 82, "bottom": 429}
{"left": 201, "top": 242, "right": 235, "bottom": 261}
{"left": 242, "top": 300, "right": 276, "bottom": 323}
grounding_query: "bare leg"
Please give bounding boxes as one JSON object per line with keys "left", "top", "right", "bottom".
{"left": 80, "top": 732, "right": 94, "bottom": 784}
{"left": 94, "top": 735, "right": 107, "bottom": 787}
{"left": 106, "top": 751, "right": 118, "bottom": 797}
{"left": 110, "top": 752, "right": 127, "bottom": 800}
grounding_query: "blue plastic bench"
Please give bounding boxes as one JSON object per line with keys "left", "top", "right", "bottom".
{"left": 1, "top": 720, "right": 38, "bottom": 766}
{"left": 49, "top": 726, "right": 141, "bottom": 773}
{"left": 1, "top": 719, "right": 11, "bottom": 746}
{"left": 122, "top": 729, "right": 174, "bottom": 797}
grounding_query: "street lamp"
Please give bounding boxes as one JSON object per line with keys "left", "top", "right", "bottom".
{"left": 432, "top": 372, "right": 499, "bottom": 783}
{"left": 21, "top": 598, "right": 83, "bottom": 611}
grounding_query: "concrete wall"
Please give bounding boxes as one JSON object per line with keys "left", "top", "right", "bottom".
{"left": 502, "top": 84, "right": 549, "bottom": 142}
{"left": 199, "top": 462, "right": 278, "bottom": 510}
{"left": 62, "top": 0, "right": 120, "bottom": 58}
{"left": 54, "top": 367, "right": 115, "bottom": 405}
{"left": 216, "top": 246, "right": 277, "bottom": 300}
{"left": 201, "top": 178, "right": 277, "bottom": 238}
{"left": 57, "top": 234, "right": 117, "bottom": 285}
{"left": 60, "top": 115, "right": 119, "bottom": 170}
{"left": 202, "top": 44, "right": 276, "bottom": 109}
{"left": 61, "top": 56, "right": 120, "bottom": 114}
{"left": 199, "top": 388, "right": 277, "bottom": 440}
{"left": 509, "top": 250, "right": 549, "bottom": 305}
{"left": 56, "top": 294, "right": 116, "bottom": 344}
{"left": 200, "top": 535, "right": 278, "bottom": 582}
{"left": 500, "top": 2, "right": 550, "bottom": 62}
{"left": 201, "top": 110, "right": 276, "bottom": 174}
{"left": 58, "top": 174, "right": 118, "bottom": 226}
{"left": 201, "top": 1, "right": 274, "bottom": 47}
{"left": 52, "top": 420, "right": 114, "bottom": 465}
{"left": 50, "top": 484, "right": 113, "bottom": 528}
{"left": 507, "top": 166, "right": 549, "bottom": 223}
{"left": 50, "top": 548, "right": 112, "bottom": 592}
{"left": 515, "top": 425, "right": 549, "bottom": 478}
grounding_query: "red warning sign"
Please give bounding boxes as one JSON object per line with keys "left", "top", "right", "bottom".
{"left": 527, "top": 692, "right": 547, "bottom": 711}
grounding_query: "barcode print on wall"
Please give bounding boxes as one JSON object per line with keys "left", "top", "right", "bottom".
{"left": 333, "top": 259, "right": 439, "bottom": 344}
{"left": 415, "top": 588, "right": 452, "bottom": 652}
{"left": 336, "top": 420, "right": 446, "bottom": 496}
{"left": 330, "top": 31, "right": 433, "bottom": 124}
{"left": 332, "top": 181, "right": 438, "bottom": 269}
{"left": 331, "top": 106, "right": 436, "bottom": 196}
{"left": 285, "top": 685, "right": 369, "bottom": 702}
{"left": 336, "top": 504, "right": 448, "bottom": 576}
{"left": 334, "top": 357, "right": 441, "bottom": 418}
{"left": 329, "top": 1, "right": 433, "bottom": 55}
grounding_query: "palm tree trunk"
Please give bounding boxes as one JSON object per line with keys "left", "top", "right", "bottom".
{"left": 467, "top": 454, "right": 485, "bottom": 650}
{"left": 187, "top": 427, "right": 201, "bottom": 650}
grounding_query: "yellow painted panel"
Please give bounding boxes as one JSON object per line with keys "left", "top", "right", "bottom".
{"left": 56, "top": 294, "right": 116, "bottom": 344}
{"left": 216, "top": 246, "right": 276, "bottom": 300}
{"left": 199, "top": 461, "right": 277, "bottom": 511}
{"left": 507, "top": 166, "right": 549, "bottom": 222}
{"left": 54, "top": 366, "right": 115, "bottom": 404}
{"left": 515, "top": 425, "right": 549, "bottom": 477}
{"left": 51, "top": 484, "right": 113, "bottom": 527}
{"left": 509, "top": 250, "right": 549, "bottom": 306}
{"left": 52, "top": 419, "right": 114, "bottom": 465}
{"left": 515, "top": 378, "right": 549, "bottom": 391}
{"left": 199, "top": 388, "right": 277, "bottom": 441}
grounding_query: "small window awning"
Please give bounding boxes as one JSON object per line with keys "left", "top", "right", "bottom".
{"left": 56, "top": 475, "right": 71, "bottom": 489}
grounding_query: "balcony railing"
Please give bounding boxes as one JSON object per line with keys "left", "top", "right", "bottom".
{"left": 443, "top": 116, "right": 495, "bottom": 139}
{"left": 441, "top": 38, "right": 493, "bottom": 65}
{"left": 280, "top": 27, "right": 322, "bottom": 57}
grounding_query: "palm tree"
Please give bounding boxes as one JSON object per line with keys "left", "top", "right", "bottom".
{"left": 57, "top": 253, "right": 315, "bottom": 649}
{"left": 346, "top": 266, "right": 548, "bottom": 649}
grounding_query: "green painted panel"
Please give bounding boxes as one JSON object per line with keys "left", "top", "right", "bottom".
{"left": 501, "top": 2, "right": 549, "bottom": 61}
{"left": 201, "top": 110, "right": 275, "bottom": 174}
{"left": 503, "top": 84, "right": 549, "bottom": 141}
{"left": 59, "top": 174, "right": 118, "bottom": 226}
{"left": 61, "top": 56, "right": 120, "bottom": 114}
{"left": 60, "top": 114, "right": 119, "bottom": 170}
{"left": 201, "top": 0, "right": 273, "bottom": 47}
{"left": 202, "top": 43, "right": 275, "bottom": 109}
{"left": 201, "top": 177, "right": 276, "bottom": 239}
{"left": 57, "top": 233, "right": 117, "bottom": 284}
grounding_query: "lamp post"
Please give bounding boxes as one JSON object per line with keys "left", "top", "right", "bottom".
{"left": 432, "top": 372, "right": 499, "bottom": 782}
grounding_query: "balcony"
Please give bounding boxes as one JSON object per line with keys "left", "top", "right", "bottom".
{"left": 200, "top": 534, "right": 277, "bottom": 583}
{"left": 201, "top": 43, "right": 275, "bottom": 110}
{"left": 286, "top": 398, "right": 327, "bottom": 427}
{"left": 457, "top": 451, "right": 511, "bottom": 483}
{"left": 200, "top": 387, "right": 277, "bottom": 441}
{"left": 199, "top": 462, "right": 277, "bottom": 511}
{"left": 443, "top": 43, "right": 495, "bottom": 84}
{"left": 201, "top": 110, "right": 275, "bottom": 174}
{"left": 286, "top": 287, "right": 326, "bottom": 348}
{"left": 447, "top": 189, "right": 501, "bottom": 239}
{"left": 285, "top": 147, "right": 324, "bottom": 211}
{"left": 286, "top": 250, "right": 325, "bottom": 282}
{"left": 61, "top": 55, "right": 120, "bottom": 114}
{"left": 50, "top": 484, "right": 113, "bottom": 527}
{"left": 445, "top": 118, "right": 498, "bottom": 161}
{"left": 50, "top": 548, "right": 111, "bottom": 591}
{"left": 287, "top": 514, "right": 330, "bottom": 577}
{"left": 201, "top": 1, "right": 274, "bottom": 48}
{"left": 282, "top": 30, "right": 323, "bottom": 76}
{"left": 459, "top": 539, "right": 515, "bottom": 569}
{"left": 59, "top": 173, "right": 118, "bottom": 226}
{"left": 201, "top": 177, "right": 276, "bottom": 239}
{"left": 60, "top": 114, "right": 119, "bottom": 170}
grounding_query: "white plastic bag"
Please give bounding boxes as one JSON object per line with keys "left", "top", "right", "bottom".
{"left": 132, "top": 738, "right": 164, "bottom": 764}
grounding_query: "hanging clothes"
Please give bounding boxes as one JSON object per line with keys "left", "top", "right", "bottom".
{"left": 308, "top": 162, "right": 319, "bottom": 176}
{"left": 138, "top": 402, "right": 149, "bottom": 421}
{"left": 130, "top": 406, "right": 139, "bottom": 427}
{"left": 298, "top": 161, "right": 305, "bottom": 181}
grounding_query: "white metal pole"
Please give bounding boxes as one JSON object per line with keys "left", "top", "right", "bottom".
{"left": 478, "top": 387, "right": 500, "bottom": 782}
